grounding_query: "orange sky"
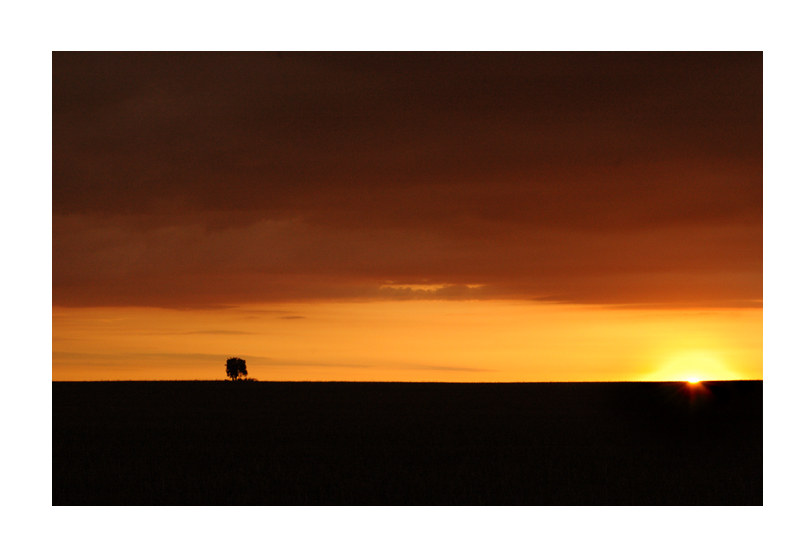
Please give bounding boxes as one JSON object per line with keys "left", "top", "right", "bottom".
{"left": 52, "top": 53, "right": 761, "bottom": 382}
{"left": 53, "top": 301, "right": 762, "bottom": 382}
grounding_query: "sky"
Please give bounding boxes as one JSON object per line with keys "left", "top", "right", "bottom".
{"left": 52, "top": 52, "right": 762, "bottom": 382}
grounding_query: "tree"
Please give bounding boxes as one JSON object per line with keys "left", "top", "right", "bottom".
{"left": 226, "top": 357, "right": 248, "bottom": 381}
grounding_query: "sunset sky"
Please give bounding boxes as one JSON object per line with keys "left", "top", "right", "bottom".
{"left": 52, "top": 52, "right": 762, "bottom": 382}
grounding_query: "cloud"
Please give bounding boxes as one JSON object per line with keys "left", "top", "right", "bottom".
{"left": 403, "top": 363, "right": 494, "bottom": 373}
{"left": 52, "top": 212, "right": 761, "bottom": 308}
{"left": 52, "top": 53, "right": 761, "bottom": 310}
{"left": 52, "top": 351, "right": 493, "bottom": 374}
{"left": 53, "top": 53, "right": 761, "bottom": 231}
{"left": 182, "top": 330, "right": 254, "bottom": 335}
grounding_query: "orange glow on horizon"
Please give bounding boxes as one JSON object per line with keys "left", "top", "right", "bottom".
{"left": 52, "top": 300, "right": 763, "bottom": 382}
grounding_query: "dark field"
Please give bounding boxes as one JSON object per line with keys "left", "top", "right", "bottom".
{"left": 53, "top": 381, "right": 762, "bottom": 505}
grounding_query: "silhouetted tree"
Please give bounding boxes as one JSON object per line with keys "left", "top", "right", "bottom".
{"left": 226, "top": 357, "right": 248, "bottom": 381}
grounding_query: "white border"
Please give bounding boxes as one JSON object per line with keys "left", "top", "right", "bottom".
{"left": 4, "top": 1, "right": 794, "bottom": 553}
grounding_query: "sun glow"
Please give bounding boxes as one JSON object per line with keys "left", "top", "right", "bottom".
{"left": 646, "top": 352, "right": 739, "bottom": 382}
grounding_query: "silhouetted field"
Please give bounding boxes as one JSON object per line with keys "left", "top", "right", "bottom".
{"left": 52, "top": 381, "right": 762, "bottom": 505}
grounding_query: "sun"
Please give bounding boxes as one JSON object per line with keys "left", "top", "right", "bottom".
{"left": 644, "top": 352, "right": 738, "bottom": 382}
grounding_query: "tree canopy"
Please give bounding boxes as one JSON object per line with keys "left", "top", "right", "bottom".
{"left": 226, "top": 357, "right": 248, "bottom": 381}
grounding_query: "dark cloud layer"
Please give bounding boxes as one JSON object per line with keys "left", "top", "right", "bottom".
{"left": 53, "top": 52, "right": 762, "bottom": 308}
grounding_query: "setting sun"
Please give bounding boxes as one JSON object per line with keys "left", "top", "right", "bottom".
{"left": 644, "top": 351, "right": 745, "bottom": 383}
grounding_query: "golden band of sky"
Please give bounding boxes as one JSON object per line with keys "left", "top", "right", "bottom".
{"left": 52, "top": 300, "right": 762, "bottom": 382}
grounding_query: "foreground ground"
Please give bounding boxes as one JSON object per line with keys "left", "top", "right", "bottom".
{"left": 52, "top": 381, "right": 762, "bottom": 505}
